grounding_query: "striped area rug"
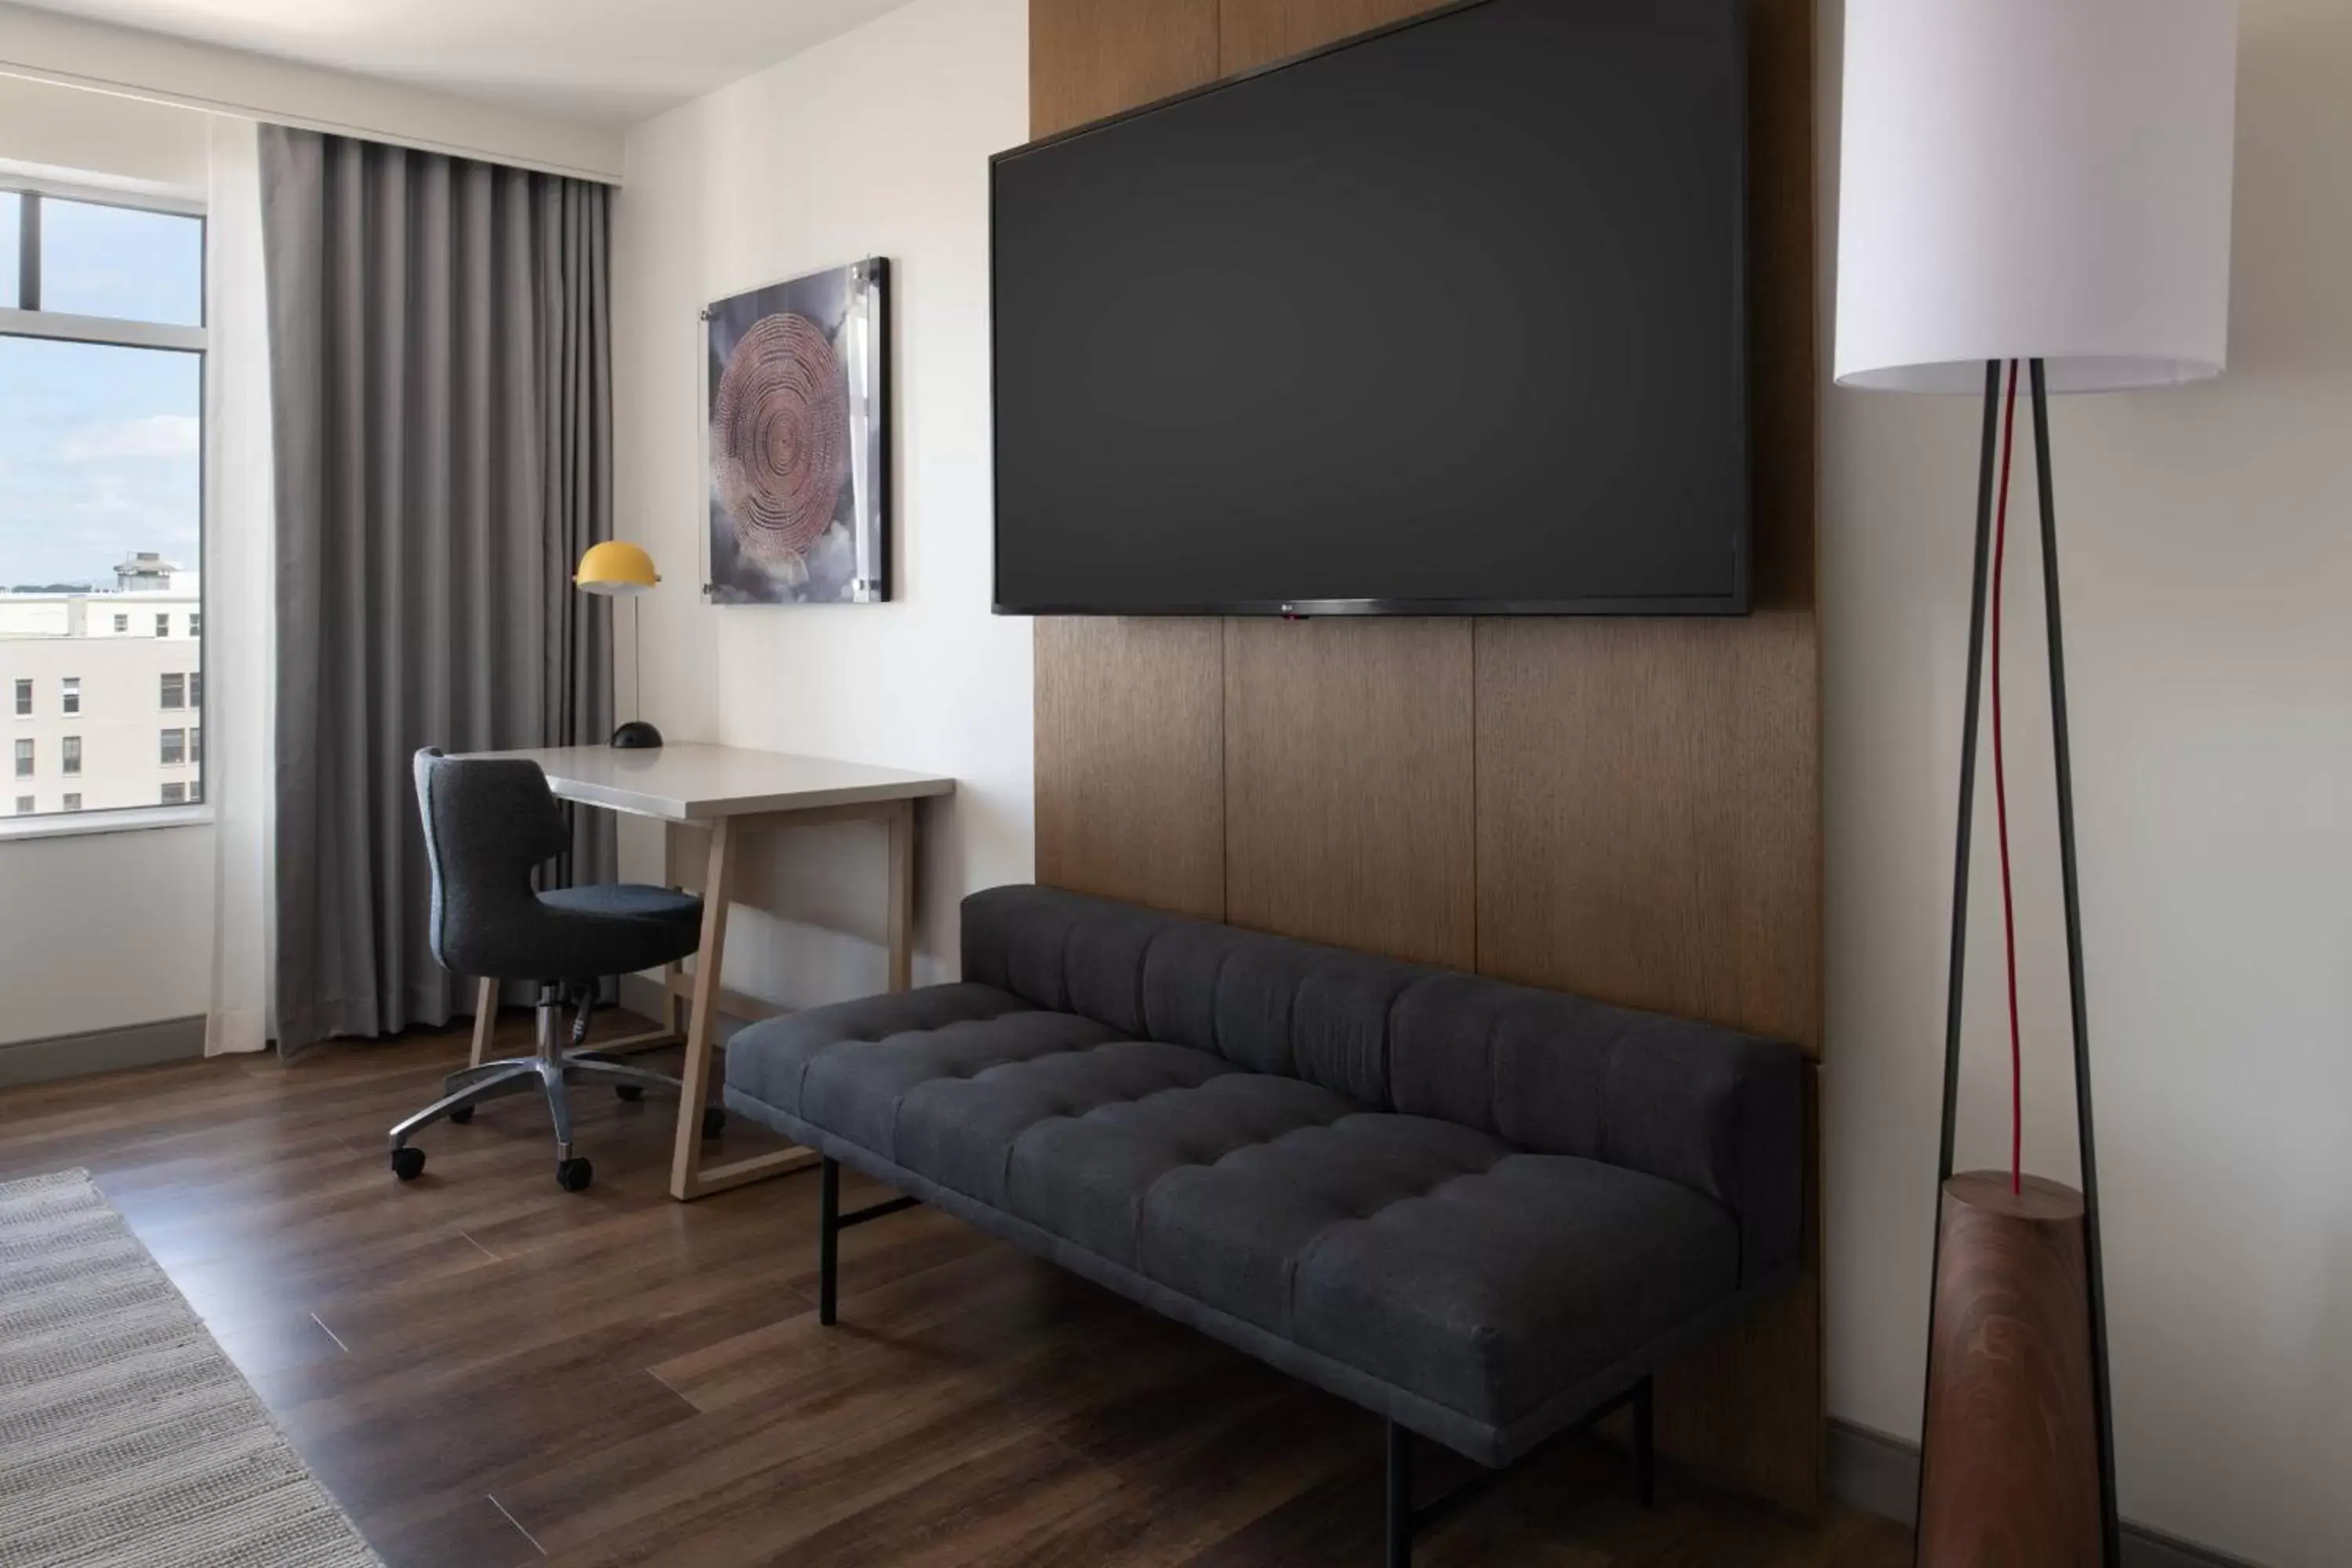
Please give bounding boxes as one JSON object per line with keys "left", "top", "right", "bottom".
{"left": 0, "top": 1170, "right": 383, "bottom": 1568}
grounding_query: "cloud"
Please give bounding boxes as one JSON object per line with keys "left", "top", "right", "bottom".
{"left": 56, "top": 415, "right": 201, "bottom": 461}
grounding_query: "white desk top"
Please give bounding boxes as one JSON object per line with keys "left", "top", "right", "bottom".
{"left": 464, "top": 742, "right": 955, "bottom": 821}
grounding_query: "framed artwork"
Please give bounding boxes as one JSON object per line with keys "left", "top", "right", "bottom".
{"left": 703, "top": 257, "right": 890, "bottom": 604}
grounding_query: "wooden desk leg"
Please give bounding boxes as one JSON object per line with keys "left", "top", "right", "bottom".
{"left": 469, "top": 976, "right": 499, "bottom": 1069}
{"left": 668, "top": 812, "right": 820, "bottom": 1200}
{"left": 887, "top": 797, "right": 915, "bottom": 993}
{"left": 670, "top": 815, "right": 736, "bottom": 1200}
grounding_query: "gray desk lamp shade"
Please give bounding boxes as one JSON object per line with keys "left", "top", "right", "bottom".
{"left": 1835, "top": 0, "right": 2239, "bottom": 394}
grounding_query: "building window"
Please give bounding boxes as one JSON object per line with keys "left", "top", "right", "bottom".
{"left": 188, "top": 672, "right": 201, "bottom": 709}
{"left": 189, "top": 727, "right": 201, "bottom": 766}
{"left": 161, "top": 672, "right": 185, "bottom": 709}
{"left": 13, "top": 796, "right": 31, "bottom": 815}
{"left": 160, "top": 782, "right": 186, "bottom": 804}
{"left": 191, "top": 614, "right": 201, "bottom": 638}
{"left": 159, "top": 728, "right": 185, "bottom": 766}
{"left": 11, "top": 679, "right": 27, "bottom": 717}
{"left": 2, "top": 183, "right": 205, "bottom": 824}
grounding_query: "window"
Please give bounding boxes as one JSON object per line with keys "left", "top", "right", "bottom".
{"left": 189, "top": 727, "right": 201, "bottom": 766}
{"left": 160, "top": 673, "right": 184, "bottom": 709}
{"left": 13, "top": 796, "right": 31, "bottom": 815}
{"left": 188, "top": 671, "right": 201, "bottom": 709}
{"left": 3, "top": 183, "right": 204, "bottom": 825}
{"left": 160, "top": 782, "right": 185, "bottom": 804}
{"left": 159, "top": 728, "right": 185, "bottom": 766}
{"left": 191, "top": 614, "right": 201, "bottom": 638}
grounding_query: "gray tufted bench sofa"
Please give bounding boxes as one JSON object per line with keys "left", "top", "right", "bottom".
{"left": 722, "top": 884, "right": 1805, "bottom": 1563}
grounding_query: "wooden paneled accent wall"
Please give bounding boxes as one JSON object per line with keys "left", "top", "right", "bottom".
{"left": 1029, "top": 0, "right": 1823, "bottom": 1512}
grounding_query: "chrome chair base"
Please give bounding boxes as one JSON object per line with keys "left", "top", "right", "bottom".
{"left": 387, "top": 987, "right": 692, "bottom": 1181}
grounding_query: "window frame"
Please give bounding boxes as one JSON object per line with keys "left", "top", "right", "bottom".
{"left": 1, "top": 175, "right": 209, "bottom": 842}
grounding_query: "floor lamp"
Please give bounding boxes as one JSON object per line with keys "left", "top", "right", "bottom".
{"left": 1833, "top": 2, "right": 2238, "bottom": 1563}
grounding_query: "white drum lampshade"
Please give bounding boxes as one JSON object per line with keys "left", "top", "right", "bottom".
{"left": 1835, "top": 0, "right": 2240, "bottom": 394}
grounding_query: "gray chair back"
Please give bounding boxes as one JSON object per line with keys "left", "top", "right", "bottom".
{"left": 413, "top": 748, "right": 571, "bottom": 980}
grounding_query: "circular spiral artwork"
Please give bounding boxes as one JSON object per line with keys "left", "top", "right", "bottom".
{"left": 712, "top": 312, "right": 850, "bottom": 564}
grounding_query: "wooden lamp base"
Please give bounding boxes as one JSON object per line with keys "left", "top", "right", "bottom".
{"left": 1918, "top": 1171, "right": 2102, "bottom": 1566}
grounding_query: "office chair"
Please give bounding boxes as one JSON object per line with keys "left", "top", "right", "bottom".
{"left": 395, "top": 748, "right": 717, "bottom": 1192}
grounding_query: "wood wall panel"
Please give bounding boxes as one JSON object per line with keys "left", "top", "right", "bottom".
{"left": 1218, "top": 0, "right": 1435, "bottom": 73}
{"left": 1224, "top": 619, "right": 1475, "bottom": 968}
{"left": 1029, "top": 0, "right": 1221, "bottom": 136}
{"left": 1474, "top": 611, "right": 1821, "bottom": 1053}
{"left": 1034, "top": 618, "right": 1227, "bottom": 920}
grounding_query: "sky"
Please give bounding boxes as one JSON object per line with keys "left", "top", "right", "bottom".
{"left": 0, "top": 192, "right": 204, "bottom": 591}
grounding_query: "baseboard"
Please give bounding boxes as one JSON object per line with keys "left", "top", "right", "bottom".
{"left": 1828, "top": 1420, "right": 2267, "bottom": 1568}
{"left": 0, "top": 1015, "right": 208, "bottom": 1088}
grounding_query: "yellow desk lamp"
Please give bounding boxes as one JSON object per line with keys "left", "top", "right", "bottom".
{"left": 575, "top": 541, "right": 663, "bottom": 749}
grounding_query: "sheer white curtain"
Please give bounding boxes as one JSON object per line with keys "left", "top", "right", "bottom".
{"left": 202, "top": 114, "right": 275, "bottom": 1057}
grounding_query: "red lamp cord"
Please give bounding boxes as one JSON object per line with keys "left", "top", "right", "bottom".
{"left": 1991, "top": 361, "right": 2024, "bottom": 1196}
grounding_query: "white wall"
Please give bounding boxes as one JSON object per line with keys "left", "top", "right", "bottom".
{"left": 611, "top": 0, "right": 1031, "bottom": 1007}
{"left": 0, "top": 824, "right": 213, "bottom": 1042}
{"left": 1821, "top": 1, "right": 2352, "bottom": 1563}
{"left": 0, "top": 2, "right": 620, "bottom": 182}
{"left": 0, "top": 71, "right": 205, "bottom": 190}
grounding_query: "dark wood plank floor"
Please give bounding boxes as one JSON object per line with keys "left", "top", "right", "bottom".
{"left": 0, "top": 1014, "right": 1910, "bottom": 1568}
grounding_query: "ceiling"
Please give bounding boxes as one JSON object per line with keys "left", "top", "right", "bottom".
{"left": 12, "top": 0, "right": 919, "bottom": 125}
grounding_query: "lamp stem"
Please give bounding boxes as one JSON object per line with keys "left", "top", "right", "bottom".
{"left": 2028, "top": 359, "right": 2120, "bottom": 1566}
{"left": 633, "top": 594, "right": 644, "bottom": 727}
{"left": 1915, "top": 361, "right": 2004, "bottom": 1559}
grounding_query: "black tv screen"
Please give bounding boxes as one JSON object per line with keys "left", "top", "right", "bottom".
{"left": 991, "top": 0, "right": 1748, "bottom": 616}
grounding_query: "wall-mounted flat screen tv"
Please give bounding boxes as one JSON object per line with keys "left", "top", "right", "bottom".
{"left": 991, "top": 0, "right": 1749, "bottom": 616}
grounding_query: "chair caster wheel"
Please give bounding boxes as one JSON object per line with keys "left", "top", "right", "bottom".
{"left": 615, "top": 1084, "right": 644, "bottom": 1102}
{"left": 556, "top": 1157, "right": 593, "bottom": 1192}
{"left": 448, "top": 1105, "right": 474, "bottom": 1124}
{"left": 702, "top": 1105, "right": 726, "bottom": 1140}
{"left": 390, "top": 1146, "right": 426, "bottom": 1181}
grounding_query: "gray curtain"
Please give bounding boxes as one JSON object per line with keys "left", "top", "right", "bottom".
{"left": 260, "top": 125, "right": 613, "bottom": 1049}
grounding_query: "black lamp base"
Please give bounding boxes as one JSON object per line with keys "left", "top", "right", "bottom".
{"left": 610, "top": 720, "right": 664, "bottom": 750}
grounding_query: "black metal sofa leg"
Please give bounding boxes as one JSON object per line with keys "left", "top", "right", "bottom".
{"left": 1384, "top": 1375, "right": 1656, "bottom": 1564}
{"left": 818, "top": 1156, "right": 841, "bottom": 1327}
{"left": 1631, "top": 1373, "right": 1655, "bottom": 1507}
{"left": 1385, "top": 1420, "right": 1414, "bottom": 1568}
{"left": 814, "top": 1156, "right": 922, "bottom": 1329}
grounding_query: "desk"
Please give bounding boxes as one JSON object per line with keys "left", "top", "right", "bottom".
{"left": 462, "top": 743, "right": 955, "bottom": 1200}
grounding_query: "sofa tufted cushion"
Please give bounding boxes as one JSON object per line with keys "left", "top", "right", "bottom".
{"left": 725, "top": 985, "right": 1743, "bottom": 1437}
{"left": 957, "top": 884, "right": 1802, "bottom": 1285}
